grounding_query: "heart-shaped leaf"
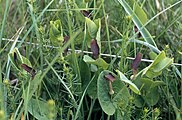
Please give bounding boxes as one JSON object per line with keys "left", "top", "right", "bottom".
{"left": 97, "top": 70, "right": 130, "bottom": 115}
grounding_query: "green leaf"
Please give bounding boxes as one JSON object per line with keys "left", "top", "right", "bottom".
{"left": 94, "top": 18, "right": 101, "bottom": 53}
{"left": 133, "top": 95, "right": 145, "bottom": 108}
{"left": 9, "top": 48, "right": 23, "bottom": 71}
{"left": 112, "top": 79, "right": 130, "bottom": 109}
{"left": 49, "top": 20, "right": 64, "bottom": 46}
{"left": 87, "top": 71, "right": 100, "bottom": 99}
{"left": 145, "top": 70, "right": 162, "bottom": 78}
{"left": 117, "top": 0, "right": 158, "bottom": 49}
{"left": 9, "top": 47, "right": 32, "bottom": 73}
{"left": 144, "top": 87, "right": 159, "bottom": 106}
{"left": 28, "top": 98, "right": 49, "bottom": 120}
{"left": 83, "top": 55, "right": 109, "bottom": 69}
{"left": 116, "top": 70, "right": 140, "bottom": 95}
{"left": 140, "top": 78, "right": 165, "bottom": 89}
{"left": 133, "top": 78, "right": 166, "bottom": 106}
{"left": 23, "top": 71, "right": 42, "bottom": 101}
{"left": 151, "top": 81, "right": 166, "bottom": 88}
{"left": 152, "top": 57, "right": 173, "bottom": 72}
{"left": 149, "top": 51, "right": 158, "bottom": 60}
{"left": 126, "top": 0, "right": 148, "bottom": 24}
{"left": 85, "top": 17, "right": 98, "bottom": 38}
{"left": 97, "top": 70, "right": 130, "bottom": 115}
{"left": 142, "top": 51, "right": 173, "bottom": 78}
{"left": 79, "top": 60, "right": 91, "bottom": 90}
{"left": 97, "top": 71, "right": 116, "bottom": 115}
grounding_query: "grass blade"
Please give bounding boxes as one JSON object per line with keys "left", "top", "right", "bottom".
{"left": 117, "top": 0, "right": 158, "bottom": 50}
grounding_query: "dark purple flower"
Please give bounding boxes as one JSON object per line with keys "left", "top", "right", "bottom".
{"left": 105, "top": 73, "right": 115, "bottom": 95}
{"left": 81, "top": 10, "right": 91, "bottom": 18}
{"left": 90, "top": 39, "right": 99, "bottom": 59}
{"left": 14, "top": 52, "right": 17, "bottom": 61}
{"left": 21, "top": 64, "right": 36, "bottom": 78}
{"left": 134, "top": 26, "right": 142, "bottom": 38}
{"left": 131, "top": 53, "right": 142, "bottom": 74}
{"left": 105, "top": 74, "right": 116, "bottom": 82}
{"left": 63, "top": 36, "right": 70, "bottom": 54}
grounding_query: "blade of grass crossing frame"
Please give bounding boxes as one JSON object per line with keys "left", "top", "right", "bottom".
{"left": 117, "top": 0, "right": 158, "bottom": 51}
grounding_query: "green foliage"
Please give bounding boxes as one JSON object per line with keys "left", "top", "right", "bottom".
{"left": 49, "top": 20, "right": 64, "bottom": 46}
{"left": 23, "top": 71, "right": 42, "bottom": 101}
{"left": 117, "top": 0, "right": 158, "bottom": 49}
{"left": 133, "top": 51, "right": 173, "bottom": 107}
{"left": 126, "top": 0, "right": 148, "bottom": 24}
{"left": 0, "top": 0, "right": 181, "bottom": 119}
{"left": 83, "top": 55, "right": 109, "bottom": 70}
{"left": 85, "top": 17, "right": 98, "bottom": 39}
{"left": 142, "top": 51, "right": 173, "bottom": 78}
{"left": 28, "top": 99, "right": 49, "bottom": 120}
{"left": 97, "top": 70, "right": 130, "bottom": 115}
{"left": 116, "top": 70, "right": 140, "bottom": 95}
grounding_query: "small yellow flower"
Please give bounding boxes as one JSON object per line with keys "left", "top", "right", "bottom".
{"left": 3, "top": 79, "right": 9, "bottom": 85}
{"left": 125, "top": 15, "right": 131, "bottom": 21}
{"left": 0, "top": 110, "right": 5, "bottom": 119}
{"left": 47, "top": 99, "right": 55, "bottom": 106}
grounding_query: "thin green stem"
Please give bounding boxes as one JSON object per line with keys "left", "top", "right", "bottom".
{"left": 0, "top": 0, "right": 11, "bottom": 48}
{"left": 102, "top": 0, "right": 112, "bottom": 60}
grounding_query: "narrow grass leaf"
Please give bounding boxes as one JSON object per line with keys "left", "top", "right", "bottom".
{"left": 117, "top": 0, "right": 158, "bottom": 49}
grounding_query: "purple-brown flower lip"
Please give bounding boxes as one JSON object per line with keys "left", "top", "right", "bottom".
{"left": 105, "top": 73, "right": 116, "bottom": 82}
{"left": 90, "top": 39, "right": 99, "bottom": 59}
{"left": 21, "top": 64, "right": 36, "bottom": 78}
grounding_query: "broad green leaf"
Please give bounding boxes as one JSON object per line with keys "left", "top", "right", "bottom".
{"left": 9, "top": 48, "right": 32, "bottom": 73}
{"left": 97, "top": 70, "right": 130, "bottom": 115}
{"left": 9, "top": 48, "right": 23, "bottom": 71}
{"left": 79, "top": 60, "right": 91, "bottom": 90}
{"left": 97, "top": 71, "right": 116, "bottom": 115}
{"left": 116, "top": 70, "right": 140, "bottom": 95}
{"left": 117, "top": 0, "right": 158, "bottom": 49}
{"left": 133, "top": 78, "right": 166, "bottom": 107}
{"left": 142, "top": 51, "right": 173, "bottom": 78}
{"left": 151, "top": 81, "right": 166, "bottom": 88}
{"left": 133, "top": 95, "right": 145, "bottom": 108}
{"left": 23, "top": 71, "right": 42, "bottom": 101}
{"left": 149, "top": 51, "right": 158, "bottom": 60}
{"left": 151, "top": 51, "right": 166, "bottom": 66}
{"left": 85, "top": 17, "right": 98, "bottom": 38}
{"left": 112, "top": 80, "right": 130, "bottom": 109}
{"left": 135, "top": 78, "right": 165, "bottom": 90}
{"left": 144, "top": 87, "right": 159, "bottom": 106}
{"left": 83, "top": 55, "right": 109, "bottom": 69}
{"left": 145, "top": 70, "right": 162, "bottom": 78}
{"left": 87, "top": 71, "right": 100, "bottom": 99}
{"left": 152, "top": 57, "right": 173, "bottom": 72}
{"left": 28, "top": 98, "right": 49, "bottom": 120}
